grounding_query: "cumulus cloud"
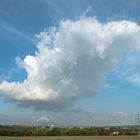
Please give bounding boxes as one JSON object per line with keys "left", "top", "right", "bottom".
{"left": 0, "top": 17, "right": 140, "bottom": 110}
{"left": 127, "top": 74, "right": 140, "bottom": 86}
{"left": 108, "top": 112, "right": 129, "bottom": 117}
{"left": 36, "top": 116, "right": 54, "bottom": 122}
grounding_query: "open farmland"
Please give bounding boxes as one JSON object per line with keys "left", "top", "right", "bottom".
{"left": 0, "top": 136, "right": 140, "bottom": 140}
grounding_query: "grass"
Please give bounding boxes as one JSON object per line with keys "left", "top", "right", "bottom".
{"left": 0, "top": 136, "right": 140, "bottom": 140}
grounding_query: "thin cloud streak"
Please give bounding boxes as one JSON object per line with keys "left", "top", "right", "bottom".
{"left": 45, "top": 0, "right": 65, "bottom": 17}
{"left": 0, "top": 20, "right": 35, "bottom": 44}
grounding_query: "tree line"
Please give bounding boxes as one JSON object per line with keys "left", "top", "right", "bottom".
{"left": 0, "top": 125, "right": 138, "bottom": 136}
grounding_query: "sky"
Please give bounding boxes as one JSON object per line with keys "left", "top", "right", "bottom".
{"left": 0, "top": 0, "right": 140, "bottom": 126}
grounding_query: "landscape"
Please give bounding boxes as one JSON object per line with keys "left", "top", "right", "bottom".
{"left": 1, "top": 0, "right": 140, "bottom": 139}
{"left": 0, "top": 125, "right": 140, "bottom": 139}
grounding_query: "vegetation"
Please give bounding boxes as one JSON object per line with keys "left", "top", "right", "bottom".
{"left": 0, "top": 125, "right": 139, "bottom": 136}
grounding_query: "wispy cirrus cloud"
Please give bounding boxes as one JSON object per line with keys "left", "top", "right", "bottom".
{"left": 0, "top": 19, "right": 35, "bottom": 44}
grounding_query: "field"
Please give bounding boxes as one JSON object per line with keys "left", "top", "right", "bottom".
{"left": 0, "top": 136, "right": 140, "bottom": 140}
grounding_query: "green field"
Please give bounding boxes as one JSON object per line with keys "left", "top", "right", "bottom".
{"left": 0, "top": 136, "right": 140, "bottom": 140}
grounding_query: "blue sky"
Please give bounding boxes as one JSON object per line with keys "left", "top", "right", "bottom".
{"left": 0, "top": 0, "right": 140, "bottom": 126}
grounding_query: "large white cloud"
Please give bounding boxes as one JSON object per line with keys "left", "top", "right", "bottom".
{"left": 0, "top": 17, "right": 140, "bottom": 110}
